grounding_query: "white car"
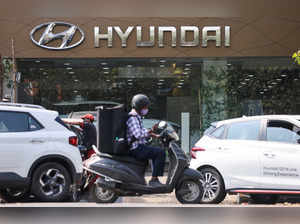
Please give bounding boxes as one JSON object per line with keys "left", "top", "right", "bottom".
{"left": 0, "top": 103, "right": 82, "bottom": 202}
{"left": 190, "top": 115, "right": 300, "bottom": 204}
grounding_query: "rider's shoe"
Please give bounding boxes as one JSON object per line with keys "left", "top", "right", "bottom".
{"left": 148, "top": 178, "right": 164, "bottom": 187}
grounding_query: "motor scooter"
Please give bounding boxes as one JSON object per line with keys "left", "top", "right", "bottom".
{"left": 83, "top": 121, "right": 204, "bottom": 204}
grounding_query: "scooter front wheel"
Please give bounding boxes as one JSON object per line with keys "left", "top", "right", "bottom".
{"left": 89, "top": 184, "right": 119, "bottom": 203}
{"left": 175, "top": 179, "right": 203, "bottom": 204}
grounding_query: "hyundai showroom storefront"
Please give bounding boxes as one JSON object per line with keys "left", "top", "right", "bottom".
{"left": 0, "top": 0, "right": 300, "bottom": 152}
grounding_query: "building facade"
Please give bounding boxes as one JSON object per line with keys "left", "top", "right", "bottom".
{"left": 1, "top": 0, "right": 300, "bottom": 150}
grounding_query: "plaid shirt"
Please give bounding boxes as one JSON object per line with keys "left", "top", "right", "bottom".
{"left": 126, "top": 109, "right": 149, "bottom": 150}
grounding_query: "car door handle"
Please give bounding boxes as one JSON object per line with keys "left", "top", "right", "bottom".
{"left": 30, "top": 139, "right": 45, "bottom": 144}
{"left": 218, "top": 147, "right": 230, "bottom": 150}
{"left": 263, "top": 153, "right": 276, "bottom": 158}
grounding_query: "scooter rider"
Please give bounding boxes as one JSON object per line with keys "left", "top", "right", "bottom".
{"left": 127, "top": 94, "right": 166, "bottom": 187}
{"left": 65, "top": 113, "right": 97, "bottom": 158}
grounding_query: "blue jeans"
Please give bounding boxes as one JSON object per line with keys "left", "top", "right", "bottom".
{"left": 130, "top": 144, "right": 166, "bottom": 177}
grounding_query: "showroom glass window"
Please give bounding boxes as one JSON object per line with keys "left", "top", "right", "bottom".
{"left": 266, "top": 120, "right": 300, "bottom": 144}
{"left": 226, "top": 120, "right": 261, "bottom": 140}
{"left": 0, "top": 111, "right": 43, "bottom": 132}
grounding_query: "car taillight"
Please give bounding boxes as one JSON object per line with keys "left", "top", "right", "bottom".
{"left": 190, "top": 147, "right": 205, "bottom": 159}
{"left": 69, "top": 136, "right": 78, "bottom": 146}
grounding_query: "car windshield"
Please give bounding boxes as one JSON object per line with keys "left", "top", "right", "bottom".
{"left": 204, "top": 125, "right": 217, "bottom": 135}
{"left": 68, "top": 111, "right": 97, "bottom": 120}
{"left": 143, "top": 119, "right": 179, "bottom": 133}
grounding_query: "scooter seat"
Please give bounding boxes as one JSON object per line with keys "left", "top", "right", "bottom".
{"left": 99, "top": 153, "right": 147, "bottom": 167}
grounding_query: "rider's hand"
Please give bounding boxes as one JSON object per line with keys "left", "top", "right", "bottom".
{"left": 149, "top": 132, "right": 160, "bottom": 138}
{"left": 151, "top": 123, "right": 159, "bottom": 132}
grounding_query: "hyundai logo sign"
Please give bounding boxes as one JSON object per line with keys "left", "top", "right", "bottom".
{"left": 30, "top": 22, "right": 85, "bottom": 50}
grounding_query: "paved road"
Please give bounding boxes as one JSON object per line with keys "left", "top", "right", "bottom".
{"left": 2, "top": 194, "right": 300, "bottom": 207}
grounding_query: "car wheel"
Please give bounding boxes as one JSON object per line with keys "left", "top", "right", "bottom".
{"left": 175, "top": 179, "right": 203, "bottom": 204}
{"left": 89, "top": 184, "right": 119, "bottom": 203}
{"left": 199, "top": 167, "right": 226, "bottom": 204}
{"left": 31, "top": 162, "right": 71, "bottom": 202}
{"left": 250, "top": 194, "right": 278, "bottom": 204}
{"left": 0, "top": 188, "right": 30, "bottom": 203}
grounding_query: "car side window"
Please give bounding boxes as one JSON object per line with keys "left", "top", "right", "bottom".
{"left": 0, "top": 111, "right": 42, "bottom": 133}
{"left": 227, "top": 120, "right": 261, "bottom": 140}
{"left": 210, "top": 125, "right": 225, "bottom": 139}
{"left": 266, "top": 120, "right": 300, "bottom": 144}
{"left": 28, "top": 116, "right": 43, "bottom": 131}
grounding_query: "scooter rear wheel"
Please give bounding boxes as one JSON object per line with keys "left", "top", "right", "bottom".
{"left": 175, "top": 179, "right": 203, "bottom": 204}
{"left": 89, "top": 184, "right": 119, "bottom": 203}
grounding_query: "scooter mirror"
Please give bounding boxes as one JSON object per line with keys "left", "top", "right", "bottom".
{"left": 158, "top": 121, "right": 167, "bottom": 130}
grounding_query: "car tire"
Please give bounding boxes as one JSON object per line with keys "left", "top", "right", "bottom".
{"left": 89, "top": 184, "right": 119, "bottom": 203}
{"left": 31, "top": 162, "right": 71, "bottom": 202}
{"left": 250, "top": 194, "right": 278, "bottom": 204}
{"left": 0, "top": 188, "right": 30, "bottom": 203}
{"left": 199, "top": 167, "right": 226, "bottom": 204}
{"left": 175, "top": 179, "right": 203, "bottom": 204}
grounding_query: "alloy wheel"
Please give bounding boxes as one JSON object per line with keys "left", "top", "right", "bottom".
{"left": 181, "top": 181, "right": 201, "bottom": 202}
{"left": 39, "top": 168, "right": 66, "bottom": 197}
{"left": 95, "top": 186, "right": 116, "bottom": 201}
{"left": 200, "top": 171, "right": 220, "bottom": 202}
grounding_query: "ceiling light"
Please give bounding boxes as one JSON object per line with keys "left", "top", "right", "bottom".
{"left": 180, "top": 79, "right": 185, "bottom": 82}
{"left": 179, "top": 82, "right": 184, "bottom": 85}
{"left": 40, "top": 68, "right": 44, "bottom": 71}
{"left": 271, "top": 82, "right": 277, "bottom": 85}
{"left": 276, "top": 78, "right": 282, "bottom": 81}
{"left": 103, "top": 67, "right": 109, "bottom": 70}
{"left": 240, "top": 82, "right": 246, "bottom": 85}
{"left": 185, "top": 64, "right": 192, "bottom": 67}
{"left": 106, "top": 79, "right": 111, "bottom": 82}
{"left": 127, "top": 65, "right": 133, "bottom": 68}
{"left": 184, "top": 68, "right": 191, "bottom": 71}
{"left": 104, "top": 71, "right": 109, "bottom": 74}
{"left": 281, "top": 74, "right": 287, "bottom": 77}
{"left": 101, "top": 62, "right": 108, "bottom": 65}
{"left": 128, "top": 83, "right": 133, "bottom": 85}
{"left": 245, "top": 79, "right": 250, "bottom": 81}
{"left": 43, "top": 72, "right": 47, "bottom": 75}
{"left": 64, "top": 63, "right": 71, "bottom": 66}
{"left": 177, "top": 86, "right": 182, "bottom": 88}
{"left": 260, "top": 92, "right": 264, "bottom": 94}
{"left": 160, "top": 65, "right": 165, "bottom": 67}
{"left": 35, "top": 60, "right": 40, "bottom": 63}
{"left": 66, "top": 67, "right": 72, "bottom": 70}
{"left": 128, "top": 79, "right": 133, "bottom": 82}
{"left": 69, "top": 71, "right": 75, "bottom": 74}
{"left": 160, "top": 59, "right": 166, "bottom": 63}
{"left": 248, "top": 75, "right": 254, "bottom": 77}
{"left": 73, "top": 90, "right": 78, "bottom": 93}
{"left": 159, "top": 79, "right": 165, "bottom": 82}
{"left": 74, "top": 79, "right": 79, "bottom": 82}
{"left": 157, "top": 83, "right": 163, "bottom": 85}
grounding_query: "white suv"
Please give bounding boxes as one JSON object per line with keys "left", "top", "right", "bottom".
{"left": 0, "top": 103, "right": 82, "bottom": 202}
{"left": 190, "top": 115, "right": 300, "bottom": 204}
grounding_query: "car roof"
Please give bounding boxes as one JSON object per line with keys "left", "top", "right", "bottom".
{"left": 0, "top": 103, "right": 57, "bottom": 116}
{"left": 213, "top": 115, "right": 300, "bottom": 127}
